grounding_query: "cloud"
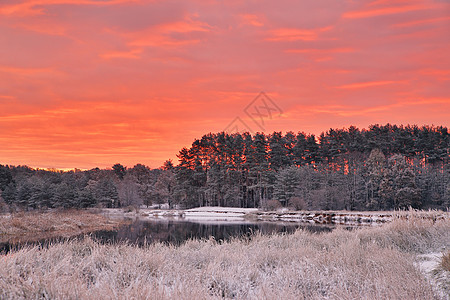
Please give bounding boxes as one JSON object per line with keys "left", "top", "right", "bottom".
{"left": 240, "top": 14, "right": 264, "bottom": 27}
{"left": 123, "top": 15, "right": 213, "bottom": 48}
{"left": 392, "top": 16, "right": 450, "bottom": 28}
{"left": 343, "top": 4, "right": 429, "bottom": 19}
{"left": 335, "top": 80, "right": 402, "bottom": 89}
{"left": 0, "top": 0, "right": 141, "bottom": 16}
{"left": 286, "top": 48, "right": 355, "bottom": 54}
{"left": 100, "top": 48, "right": 142, "bottom": 59}
{"left": 266, "top": 26, "right": 332, "bottom": 42}
{"left": 0, "top": 65, "right": 62, "bottom": 76}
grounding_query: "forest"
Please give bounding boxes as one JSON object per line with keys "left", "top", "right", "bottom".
{"left": 0, "top": 124, "right": 448, "bottom": 212}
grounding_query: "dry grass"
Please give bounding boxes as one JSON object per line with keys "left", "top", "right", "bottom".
{"left": 0, "top": 211, "right": 448, "bottom": 300}
{"left": 0, "top": 209, "right": 125, "bottom": 244}
{"left": 442, "top": 252, "right": 450, "bottom": 272}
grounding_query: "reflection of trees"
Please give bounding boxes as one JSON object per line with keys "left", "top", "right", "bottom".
{"left": 92, "top": 221, "right": 334, "bottom": 246}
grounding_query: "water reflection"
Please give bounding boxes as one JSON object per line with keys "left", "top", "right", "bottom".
{"left": 92, "top": 220, "right": 336, "bottom": 246}
{"left": 0, "top": 220, "right": 343, "bottom": 254}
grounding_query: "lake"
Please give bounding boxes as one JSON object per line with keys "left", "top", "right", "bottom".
{"left": 91, "top": 219, "right": 339, "bottom": 246}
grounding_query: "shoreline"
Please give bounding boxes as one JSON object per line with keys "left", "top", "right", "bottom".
{"left": 100, "top": 206, "right": 449, "bottom": 226}
{"left": 1, "top": 207, "right": 448, "bottom": 247}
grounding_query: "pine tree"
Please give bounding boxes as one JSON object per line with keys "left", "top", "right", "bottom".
{"left": 273, "top": 166, "right": 300, "bottom": 207}
{"left": 292, "top": 132, "right": 307, "bottom": 166}
{"left": 268, "top": 132, "right": 289, "bottom": 171}
{"left": 380, "top": 154, "right": 421, "bottom": 209}
{"left": 112, "top": 163, "right": 127, "bottom": 180}
{"left": 0, "top": 165, "right": 12, "bottom": 191}
{"left": 365, "top": 149, "right": 386, "bottom": 210}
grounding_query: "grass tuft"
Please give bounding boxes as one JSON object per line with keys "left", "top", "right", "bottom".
{"left": 441, "top": 252, "right": 450, "bottom": 272}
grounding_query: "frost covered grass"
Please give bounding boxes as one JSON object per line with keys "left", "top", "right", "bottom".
{"left": 0, "top": 211, "right": 448, "bottom": 300}
{"left": 0, "top": 209, "right": 124, "bottom": 244}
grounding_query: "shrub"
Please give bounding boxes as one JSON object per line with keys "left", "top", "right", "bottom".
{"left": 123, "top": 205, "right": 139, "bottom": 213}
{"left": 263, "top": 199, "right": 282, "bottom": 211}
{"left": 288, "top": 196, "right": 306, "bottom": 211}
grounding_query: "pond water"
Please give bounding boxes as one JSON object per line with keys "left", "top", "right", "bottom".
{"left": 91, "top": 219, "right": 338, "bottom": 246}
{"left": 1, "top": 219, "right": 343, "bottom": 253}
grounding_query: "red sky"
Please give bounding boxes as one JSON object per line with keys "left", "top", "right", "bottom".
{"left": 0, "top": 0, "right": 449, "bottom": 169}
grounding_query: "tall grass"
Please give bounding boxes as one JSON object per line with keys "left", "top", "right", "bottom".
{"left": 0, "top": 211, "right": 448, "bottom": 300}
{"left": 0, "top": 210, "right": 124, "bottom": 244}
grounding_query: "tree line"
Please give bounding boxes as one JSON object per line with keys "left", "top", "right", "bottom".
{"left": 0, "top": 124, "right": 448, "bottom": 212}
{"left": 0, "top": 162, "right": 175, "bottom": 212}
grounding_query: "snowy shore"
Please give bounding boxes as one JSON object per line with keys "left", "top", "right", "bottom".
{"left": 100, "top": 206, "right": 448, "bottom": 226}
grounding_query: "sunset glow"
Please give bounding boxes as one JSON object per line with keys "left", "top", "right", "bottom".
{"left": 1, "top": 0, "right": 449, "bottom": 169}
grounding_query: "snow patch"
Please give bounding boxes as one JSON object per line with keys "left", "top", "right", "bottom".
{"left": 416, "top": 252, "right": 449, "bottom": 300}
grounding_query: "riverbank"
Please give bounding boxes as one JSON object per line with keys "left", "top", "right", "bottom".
{"left": 101, "top": 206, "right": 448, "bottom": 226}
{"left": 0, "top": 211, "right": 448, "bottom": 299}
{"left": 2, "top": 208, "right": 446, "bottom": 246}
{"left": 0, "top": 210, "right": 125, "bottom": 245}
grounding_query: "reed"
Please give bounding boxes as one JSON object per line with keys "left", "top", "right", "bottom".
{"left": 0, "top": 209, "right": 124, "bottom": 244}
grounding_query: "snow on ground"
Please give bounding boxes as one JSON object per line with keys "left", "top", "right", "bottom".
{"left": 101, "top": 207, "right": 397, "bottom": 225}
{"left": 418, "top": 253, "right": 442, "bottom": 273}
{"left": 102, "top": 207, "right": 448, "bottom": 227}
{"left": 416, "top": 252, "right": 449, "bottom": 300}
{"left": 180, "top": 206, "right": 258, "bottom": 221}
{"left": 184, "top": 206, "right": 259, "bottom": 213}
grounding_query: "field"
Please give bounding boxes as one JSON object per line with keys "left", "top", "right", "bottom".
{"left": 0, "top": 210, "right": 448, "bottom": 299}
{"left": 0, "top": 209, "right": 125, "bottom": 245}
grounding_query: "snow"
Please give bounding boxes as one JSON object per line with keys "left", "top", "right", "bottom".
{"left": 184, "top": 206, "right": 259, "bottom": 213}
{"left": 182, "top": 206, "right": 258, "bottom": 221}
{"left": 102, "top": 207, "right": 399, "bottom": 226}
{"left": 416, "top": 252, "right": 449, "bottom": 300}
{"left": 417, "top": 253, "right": 442, "bottom": 273}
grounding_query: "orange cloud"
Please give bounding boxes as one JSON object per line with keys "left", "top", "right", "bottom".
{"left": 100, "top": 48, "right": 142, "bottom": 59}
{"left": 286, "top": 48, "right": 354, "bottom": 54}
{"left": 343, "top": 4, "right": 429, "bottom": 19}
{"left": 0, "top": 95, "right": 15, "bottom": 100}
{"left": 419, "top": 69, "right": 450, "bottom": 81}
{"left": 123, "top": 16, "right": 213, "bottom": 48}
{"left": 240, "top": 14, "right": 264, "bottom": 27}
{"left": 0, "top": 0, "right": 140, "bottom": 16}
{"left": 0, "top": 65, "right": 61, "bottom": 76}
{"left": 335, "top": 81, "right": 402, "bottom": 89}
{"left": 266, "top": 26, "right": 332, "bottom": 41}
{"left": 392, "top": 16, "right": 450, "bottom": 28}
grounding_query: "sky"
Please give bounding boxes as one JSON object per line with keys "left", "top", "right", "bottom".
{"left": 0, "top": 0, "right": 449, "bottom": 170}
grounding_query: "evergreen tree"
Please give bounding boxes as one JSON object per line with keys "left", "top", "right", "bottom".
{"left": 2, "top": 182, "right": 16, "bottom": 207}
{"left": 365, "top": 149, "right": 386, "bottom": 210}
{"left": 273, "top": 166, "right": 300, "bottom": 207}
{"left": 268, "top": 132, "right": 289, "bottom": 171}
{"left": 380, "top": 155, "right": 421, "bottom": 209}
{"left": 112, "top": 163, "right": 127, "bottom": 180}
{"left": 0, "top": 165, "right": 12, "bottom": 191}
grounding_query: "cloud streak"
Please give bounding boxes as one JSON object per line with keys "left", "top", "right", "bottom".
{"left": 0, "top": 0, "right": 140, "bottom": 16}
{"left": 343, "top": 4, "right": 429, "bottom": 19}
{"left": 335, "top": 80, "right": 402, "bottom": 89}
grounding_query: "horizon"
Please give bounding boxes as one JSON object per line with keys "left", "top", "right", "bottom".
{"left": 1, "top": 0, "right": 449, "bottom": 169}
